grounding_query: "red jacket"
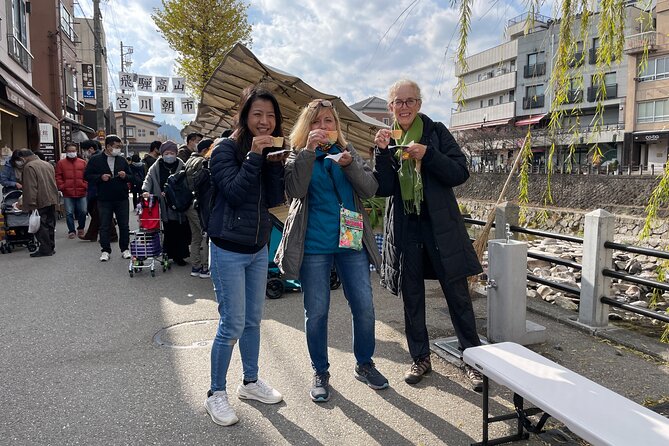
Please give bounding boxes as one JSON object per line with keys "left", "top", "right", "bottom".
{"left": 56, "top": 157, "right": 88, "bottom": 198}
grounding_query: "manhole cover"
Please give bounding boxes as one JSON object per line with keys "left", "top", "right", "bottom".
{"left": 153, "top": 319, "right": 218, "bottom": 349}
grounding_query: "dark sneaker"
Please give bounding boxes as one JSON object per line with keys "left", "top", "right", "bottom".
{"left": 404, "top": 356, "right": 432, "bottom": 385}
{"left": 190, "top": 266, "right": 202, "bottom": 277}
{"left": 354, "top": 362, "right": 389, "bottom": 390}
{"left": 310, "top": 372, "right": 331, "bottom": 403}
{"left": 465, "top": 365, "right": 484, "bottom": 392}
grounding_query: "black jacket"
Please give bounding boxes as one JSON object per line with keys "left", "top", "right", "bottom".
{"left": 208, "top": 138, "right": 285, "bottom": 247}
{"left": 84, "top": 152, "right": 139, "bottom": 201}
{"left": 374, "top": 113, "right": 482, "bottom": 294}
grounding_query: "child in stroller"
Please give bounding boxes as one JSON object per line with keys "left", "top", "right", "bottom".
{"left": 0, "top": 189, "right": 37, "bottom": 253}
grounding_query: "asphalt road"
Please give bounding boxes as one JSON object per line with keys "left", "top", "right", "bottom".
{"left": 1, "top": 216, "right": 667, "bottom": 445}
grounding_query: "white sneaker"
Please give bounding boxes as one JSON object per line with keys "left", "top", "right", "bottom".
{"left": 237, "top": 378, "right": 283, "bottom": 404}
{"left": 121, "top": 249, "right": 131, "bottom": 259}
{"left": 204, "top": 391, "right": 238, "bottom": 426}
{"left": 100, "top": 252, "right": 110, "bottom": 262}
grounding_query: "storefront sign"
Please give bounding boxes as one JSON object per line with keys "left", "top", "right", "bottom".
{"left": 81, "top": 63, "right": 95, "bottom": 99}
{"left": 633, "top": 132, "right": 667, "bottom": 142}
{"left": 39, "top": 123, "right": 54, "bottom": 144}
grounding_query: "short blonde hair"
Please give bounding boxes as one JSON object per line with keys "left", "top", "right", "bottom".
{"left": 388, "top": 79, "right": 422, "bottom": 102}
{"left": 290, "top": 100, "right": 348, "bottom": 151}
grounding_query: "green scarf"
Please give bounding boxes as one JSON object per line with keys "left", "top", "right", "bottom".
{"left": 393, "top": 117, "right": 424, "bottom": 214}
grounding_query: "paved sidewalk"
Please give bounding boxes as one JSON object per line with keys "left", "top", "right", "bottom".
{"left": 0, "top": 217, "right": 667, "bottom": 445}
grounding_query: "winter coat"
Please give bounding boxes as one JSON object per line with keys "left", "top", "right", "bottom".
{"left": 142, "top": 157, "right": 185, "bottom": 222}
{"left": 207, "top": 138, "right": 285, "bottom": 247}
{"left": 275, "top": 144, "right": 381, "bottom": 280}
{"left": 55, "top": 157, "right": 88, "bottom": 198}
{"left": 21, "top": 155, "right": 59, "bottom": 212}
{"left": 0, "top": 159, "right": 19, "bottom": 190}
{"left": 84, "top": 152, "right": 138, "bottom": 202}
{"left": 129, "top": 162, "right": 146, "bottom": 193}
{"left": 374, "top": 113, "right": 482, "bottom": 295}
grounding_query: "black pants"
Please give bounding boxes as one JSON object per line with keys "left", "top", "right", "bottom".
{"left": 163, "top": 219, "right": 190, "bottom": 261}
{"left": 35, "top": 205, "right": 56, "bottom": 255}
{"left": 98, "top": 199, "right": 129, "bottom": 253}
{"left": 400, "top": 216, "right": 481, "bottom": 361}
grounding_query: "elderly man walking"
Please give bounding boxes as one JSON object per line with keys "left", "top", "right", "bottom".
{"left": 16, "top": 149, "right": 59, "bottom": 257}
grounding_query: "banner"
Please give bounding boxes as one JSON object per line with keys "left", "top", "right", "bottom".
{"left": 136, "top": 75, "right": 153, "bottom": 92}
{"left": 119, "top": 72, "right": 134, "bottom": 89}
{"left": 160, "top": 97, "right": 175, "bottom": 114}
{"left": 155, "top": 76, "right": 169, "bottom": 93}
{"left": 138, "top": 95, "right": 153, "bottom": 113}
{"left": 181, "top": 97, "right": 196, "bottom": 114}
{"left": 116, "top": 93, "right": 131, "bottom": 110}
{"left": 171, "top": 77, "right": 186, "bottom": 94}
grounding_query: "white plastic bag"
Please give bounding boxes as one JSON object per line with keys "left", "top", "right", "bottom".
{"left": 28, "top": 210, "right": 40, "bottom": 234}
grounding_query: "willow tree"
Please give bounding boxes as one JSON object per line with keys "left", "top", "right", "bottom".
{"left": 152, "top": 0, "right": 252, "bottom": 97}
{"left": 454, "top": 0, "right": 669, "bottom": 340}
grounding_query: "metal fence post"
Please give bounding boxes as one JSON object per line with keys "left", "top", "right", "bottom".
{"left": 578, "top": 209, "right": 614, "bottom": 328}
{"left": 494, "top": 201, "right": 519, "bottom": 241}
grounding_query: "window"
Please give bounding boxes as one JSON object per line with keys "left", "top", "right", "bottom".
{"left": 125, "top": 126, "right": 135, "bottom": 138}
{"left": 383, "top": 117, "right": 390, "bottom": 125}
{"left": 591, "top": 72, "right": 616, "bottom": 86}
{"left": 60, "top": 3, "right": 75, "bottom": 41}
{"left": 149, "top": 131, "right": 155, "bottom": 136}
{"left": 137, "top": 129, "right": 146, "bottom": 137}
{"left": 637, "top": 99, "right": 669, "bottom": 123}
{"left": 12, "top": 0, "right": 28, "bottom": 46}
{"left": 528, "top": 53, "right": 538, "bottom": 66}
{"left": 480, "top": 100, "right": 484, "bottom": 108}
{"left": 488, "top": 98, "right": 494, "bottom": 106}
{"left": 509, "top": 89, "right": 515, "bottom": 101}
{"left": 593, "top": 37, "right": 600, "bottom": 49}
{"left": 569, "top": 78, "right": 579, "bottom": 90}
{"left": 510, "top": 60, "right": 516, "bottom": 72}
{"left": 499, "top": 95, "right": 504, "bottom": 104}
{"left": 526, "top": 84, "right": 545, "bottom": 98}
{"left": 639, "top": 56, "right": 669, "bottom": 81}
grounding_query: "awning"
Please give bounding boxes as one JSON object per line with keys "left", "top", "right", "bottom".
{"left": 515, "top": 114, "right": 547, "bottom": 127}
{"left": 62, "top": 116, "right": 95, "bottom": 134}
{"left": 183, "top": 43, "right": 387, "bottom": 158}
{"left": 450, "top": 118, "right": 512, "bottom": 132}
{"left": 0, "top": 63, "right": 58, "bottom": 126}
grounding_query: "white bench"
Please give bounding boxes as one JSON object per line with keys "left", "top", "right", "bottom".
{"left": 463, "top": 342, "right": 669, "bottom": 446}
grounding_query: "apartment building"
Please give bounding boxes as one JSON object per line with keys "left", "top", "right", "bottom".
{"left": 452, "top": 4, "right": 649, "bottom": 170}
{"left": 0, "top": 0, "right": 59, "bottom": 156}
{"left": 350, "top": 96, "right": 392, "bottom": 126}
{"left": 624, "top": 0, "right": 669, "bottom": 172}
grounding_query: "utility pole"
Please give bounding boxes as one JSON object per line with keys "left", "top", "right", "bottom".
{"left": 120, "top": 41, "right": 133, "bottom": 156}
{"left": 93, "top": 0, "right": 105, "bottom": 137}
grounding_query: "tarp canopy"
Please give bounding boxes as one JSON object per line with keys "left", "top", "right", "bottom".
{"left": 183, "top": 43, "right": 386, "bottom": 158}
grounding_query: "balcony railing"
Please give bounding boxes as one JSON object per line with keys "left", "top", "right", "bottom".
{"left": 624, "top": 31, "right": 657, "bottom": 54}
{"left": 522, "top": 95, "right": 545, "bottom": 109}
{"left": 523, "top": 62, "right": 546, "bottom": 78}
{"left": 566, "top": 89, "right": 583, "bottom": 104}
{"left": 587, "top": 84, "right": 618, "bottom": 102}
{"left": 7, "top": 34, "right": 33, "bottom": 73}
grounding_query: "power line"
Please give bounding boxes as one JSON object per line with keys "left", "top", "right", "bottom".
{"left": 363, "top": 0, "right": 421, "bottom": 71}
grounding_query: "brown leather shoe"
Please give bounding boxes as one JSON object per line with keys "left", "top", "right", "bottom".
{"left": 404, "top": 356, "right": 432, "bottom": 384}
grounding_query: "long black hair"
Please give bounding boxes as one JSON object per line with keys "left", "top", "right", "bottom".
{"left": 234, "top": 85, "right": 283, "bottom": 159}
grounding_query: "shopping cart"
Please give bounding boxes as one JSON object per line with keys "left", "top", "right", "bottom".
{"left": 128, "top": 195, "right": 170, "bottom": 277}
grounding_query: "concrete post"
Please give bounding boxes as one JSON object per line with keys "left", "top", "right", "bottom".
{"left": 494, "top": 202, "right": 519, "bottom": 241}
{"left": 487, "top": 239, "right": 546, "bottom": 345}
{"left": 579, "top": 209, "right": 614, "bottom": 328}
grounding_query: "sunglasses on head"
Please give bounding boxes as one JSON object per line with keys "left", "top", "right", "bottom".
{"left": 308, "top": 99, "right": 333, "bottom": 109}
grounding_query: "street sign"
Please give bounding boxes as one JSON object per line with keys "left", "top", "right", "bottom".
{"left": 83, "top": 89, "right": 95, "bottom": 99}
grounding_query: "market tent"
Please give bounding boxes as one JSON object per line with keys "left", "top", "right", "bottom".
{"left": 183, "top": 43, "right": 386, "bottom": 157}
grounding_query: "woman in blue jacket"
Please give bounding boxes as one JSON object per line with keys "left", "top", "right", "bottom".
{"left": 204, "top": 86, "right": 287, "bottom": 427}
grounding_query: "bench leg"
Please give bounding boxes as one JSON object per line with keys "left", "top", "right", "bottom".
{"left": 471, "top": 377, "right": 530, "bottom": 446}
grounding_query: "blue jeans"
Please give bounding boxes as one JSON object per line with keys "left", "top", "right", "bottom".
{"left": 300, "top": 249, "right": 376, "bottom": 374}
{"left": 63, "top": 196, "right": 87, "bottom": 234}
{"left": 209, "top": 243, "right": 268, "bottom": 392}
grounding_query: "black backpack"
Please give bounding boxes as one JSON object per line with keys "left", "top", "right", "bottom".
{"left": 164, "top": 170, "right": 194, "bottom": 212}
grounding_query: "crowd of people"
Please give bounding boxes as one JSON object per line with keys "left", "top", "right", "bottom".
{"left": 0, "top": 79, "right": 484, "bottom": 429}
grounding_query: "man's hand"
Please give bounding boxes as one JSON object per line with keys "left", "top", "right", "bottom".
{"left": 117, "top": 171, "right": 127, "bottom": 179}
{"left": 15, "top": 182, "right": 22, "bottom": 189}
{"left": 101, "top": 174, "right": 111, "bottom": 182}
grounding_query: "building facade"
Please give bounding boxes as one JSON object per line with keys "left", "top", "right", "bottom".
{"left": 114, "top": 111, "right": 161, "bottom": 156}
{"left": 350, "top": 96, "right": 391, "bottom": 125}
{"left": 0, "top": 0, "right": 59, "bottom": 156}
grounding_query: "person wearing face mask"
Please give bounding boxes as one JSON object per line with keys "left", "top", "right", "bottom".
{"left": 1, "top": 149, "right": 24, "bottom": 193}
{"left": 84, "top": 134, "right": 138, "bottom": 262}
{"left": 129, "top": 153, "right": 146, "bottom": 209}
{"left": 142, "top": 140, "right": 190, "bottom": 266}
{"left": 55, "top": 143, "right": 88, "bottom": 239}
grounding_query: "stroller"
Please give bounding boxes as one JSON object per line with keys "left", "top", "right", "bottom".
{"left": 128, "top": 195, "right": 170, "bottom": 277}
{"left": 266, "top": 207, "right": 340, "bottom": 299}
{"left": 0, "top": 189, "right": 37, "bottom": 254}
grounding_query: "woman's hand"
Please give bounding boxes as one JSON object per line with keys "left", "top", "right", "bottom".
{"left": 306, "top": 129, "right": 327, "bottom": 152}
{"left": 405, "top": 143, "right": 427, "bottom": 160}
{"left": 251, "top": 135, "right": 274, "bottom": 155}
{"left": 266, "top": 150, "right": 290, "bottom": 163}
{"left": 142, "top": 191, "right": 150, "bottom": 198}
{"left": 335, "top": 150, "right": 353, "bottom": 167}
{"left": 374, "top": 129, "right": 392, "bottom": 149}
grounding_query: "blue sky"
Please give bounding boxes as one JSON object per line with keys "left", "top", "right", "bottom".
{"left": 75, "top": 0, "right": 555, "bottom": 130}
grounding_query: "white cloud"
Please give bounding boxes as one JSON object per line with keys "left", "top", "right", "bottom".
{"left": 75, "top": 0, "right": 552, "bottom": 130}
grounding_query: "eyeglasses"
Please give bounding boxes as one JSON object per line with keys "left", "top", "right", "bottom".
{"left": 308, "top": 99, "right": 333, "bottom": 109}
{"left": 391, "top": 98, "right": 420, "bottom": 108}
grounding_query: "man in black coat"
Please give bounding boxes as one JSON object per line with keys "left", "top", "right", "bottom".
{"left": 374, "top": 80, "right": 483, "bottom": 391}
{"left": 84, "top": 135, "right": 139, "bottom": 261}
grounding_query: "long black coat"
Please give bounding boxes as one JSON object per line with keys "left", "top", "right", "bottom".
{"left": 374, "top": 113, "right": 482, "bottom": 295}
